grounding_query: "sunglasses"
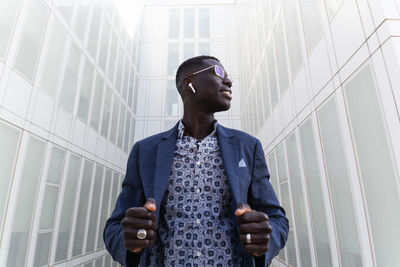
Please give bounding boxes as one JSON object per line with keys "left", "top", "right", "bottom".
{"left": 186, "top": 64, "right": 226, "bottom": 79}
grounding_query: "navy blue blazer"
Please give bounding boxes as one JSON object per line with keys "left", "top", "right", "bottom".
{"left": 104, "top": 122, "right": 289, "bottom": 266}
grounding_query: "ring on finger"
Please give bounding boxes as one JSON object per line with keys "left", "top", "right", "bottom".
{"left": 137, "top": 229, "right": 147, "bottom": 240}
{"left": 246, "top": 233, "right": 251, "bottom": 244}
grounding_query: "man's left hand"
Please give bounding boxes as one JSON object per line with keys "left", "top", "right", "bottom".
{"left": 235, "top": 203, "right": 272, "bottom": 257}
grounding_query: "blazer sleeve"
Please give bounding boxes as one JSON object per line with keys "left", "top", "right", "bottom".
{"left": 249, "top": 139, "right": 289, "bottom": 266}
{"left": 103, "top": 142, "right": 145, "bottom": 266}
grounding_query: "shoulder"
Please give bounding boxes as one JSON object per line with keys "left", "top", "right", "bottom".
{"left": 218, "top": 124, "right": 259, "bottom": 145}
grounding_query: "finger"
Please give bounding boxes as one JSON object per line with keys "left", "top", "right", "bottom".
{"left": 240, "top": 233, "right": 270, "bottom": 244}
{"left": 238, "top": 211, "right": 269, "bottom": 224}
{"left": 243, "top": 243, "right": 269, "bottom": 256}
{"left": 125, "top": 207, "right": 155, "bottom": 220}
{"left": 239, "top": 221, "right": 272, "bottom": 234}
{"left": 144, "top": 198, "right": 156, "bottom": 212}
{"left": 121, "top": 218, "right": 155, "bottom": 230}
{"left": 124, "top": 239, "right": 154, "bottom": 250}
{"left": 235, "top": 203, "right": 252, "bottom": 216}
{"left": 130, "top": 248, "right": 143, "bottom": 254}
{"left": 123, "top": 229, "right": 156, "bottom": 240}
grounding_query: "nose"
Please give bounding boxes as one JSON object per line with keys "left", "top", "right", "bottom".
{"left": 223, "top": 76, "right": 232, "bottom": 88}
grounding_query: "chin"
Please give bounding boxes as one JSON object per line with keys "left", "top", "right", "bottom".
{"left": 215, "top": 103, "right": 231, "bottom": 112}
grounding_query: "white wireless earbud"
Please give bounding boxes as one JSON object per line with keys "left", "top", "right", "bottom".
{"left": 188, "top": 83, "right": 196, "bottom": 93}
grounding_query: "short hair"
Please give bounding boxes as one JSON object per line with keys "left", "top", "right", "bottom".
{"left": 175, "top": 55, "right": 220, "bottom": 90}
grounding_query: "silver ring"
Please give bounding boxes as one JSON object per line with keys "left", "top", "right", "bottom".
{"left": 246, "top": 233, "right": 251, "bottom": 244}
{"left": 137, "top": 229, "right": 147, "bottom": 240}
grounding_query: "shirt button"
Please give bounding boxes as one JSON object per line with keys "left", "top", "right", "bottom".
{"left": 196, "top": 251, "right": 202, "bottom": 257}
{"left": 196, "top": 219, "right": 201, "bottom": 224}
{"left": 196, "top": 188, "right": 200, "bottom": 193}
{"left": 196, "top": 161, "right": 201, "bottom": 167}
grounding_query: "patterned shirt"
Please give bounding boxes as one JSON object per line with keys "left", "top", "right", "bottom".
{"left": 149, "top": 120, "right": 243, "bottom": 266}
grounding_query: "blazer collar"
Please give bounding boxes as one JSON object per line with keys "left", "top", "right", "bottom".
{"left": 153, "top": 121, "right": 240, "bottom": 220}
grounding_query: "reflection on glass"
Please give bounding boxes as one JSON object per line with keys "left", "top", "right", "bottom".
{"left": 39, "top": 18, "right": 68, "bottom": 99}
{"left": 90, "top": 74, "right": 105, "bottom": 131}
{"left": 286, "top": 133, "right": 312, "bottom": 267}
{"left": 199, "top": 42, "right": 210, "bottom": 55}
{"left": 14, "top": 0, "right": 49, "bottom": 81}
{"left": 72, "top": 160, "right": 94, "bottom": 256}
{"left": 0, "top": 122, "right": 20, "bottom": 238}
{"left": 199, "top": 9, "right": 210, "bottom": 38}
{"left": 73, "top": 0, "right": 91, "bottom": 42}
{"left": 33, "top": 232, "right": 52, "bottom": 267}
{"left": 299, "top": 118, "right": 333, "bottom": 266}
{"left": 166, "top": 80, "right": 178, "bottom": 116}
{"left": 184, "top": 9, "right": 194, "bottom": 38}
{"left": 0, "top": 0, "right": 24, "bottom": 60}
{"left": 299, "top": 0, "right": 324, "bottom": 54}
{"left": 168, "top": 43, "right": 179, "bottom": 75}
{"left": 77, "top": 60, "right": 95, "bottom": 123}
{"left": 87, "top": 3, "right": 103, "bottom": 58}
{"left": 184, "top": 43, "right": 194, "bottom": 60}
{"left": 86, "top": 165, "right": 104, "bottom": 253}
{"left": 345, "top": 64, "right": 400, "bottom": 266}
{"left": 55, "top": 154, "right": 81, "bottom": 262}
{"left": 101, "top": 87, "right": 112, "bottom": 138}
{"left": 60, "top": 43, "right": 81, "bottom": 113}
{"left": 274, "top": 16, "right": 290, "bottom": 96}
{"left": 110, "top": 99, "right": 120, "bottom": 144}
{"left": 7, "top": 136, "right": 45, "bottom": 267}
{"left": 169, "top": 9, "right": 179, "bottom": 38}
{"left": 39, "top": 185, "right": 59, "bottom": 230}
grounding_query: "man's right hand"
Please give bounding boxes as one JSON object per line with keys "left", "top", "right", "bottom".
{"left": 121, "top": 198, "right": 157, "bottom": 254}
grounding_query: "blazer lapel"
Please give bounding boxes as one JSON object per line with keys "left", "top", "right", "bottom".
{"left": 217, "top": 124, "right": 240, "bottom": 207}
{"left": 153, "top": 122, "right": 179, "bottom": 219}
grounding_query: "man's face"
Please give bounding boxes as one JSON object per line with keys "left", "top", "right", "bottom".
{"left": 185, "top": 59, "right": 233, "bottom": 113}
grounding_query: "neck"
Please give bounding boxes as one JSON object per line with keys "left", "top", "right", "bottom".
{"left": 181, "top": 110, "right": 216, "bottom": 140}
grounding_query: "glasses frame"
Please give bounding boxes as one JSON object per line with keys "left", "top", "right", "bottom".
{"left": 185, "top": 65, "right": 225, "bottom": 79}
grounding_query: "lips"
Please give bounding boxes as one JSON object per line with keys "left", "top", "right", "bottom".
{"left": 220, "top": 89, "right": 232, "bottom": 100}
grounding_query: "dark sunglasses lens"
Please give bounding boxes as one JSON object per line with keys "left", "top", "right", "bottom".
{"left": 214, "top": 65, "right": 225, "bottom": 78}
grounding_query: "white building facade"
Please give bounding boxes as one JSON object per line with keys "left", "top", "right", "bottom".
{"left": 1, "top": 0, "right": 400, "bottom": 266}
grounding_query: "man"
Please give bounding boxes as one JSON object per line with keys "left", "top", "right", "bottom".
{"left": 104, "top": 55, "right": 289, "bottom": 266}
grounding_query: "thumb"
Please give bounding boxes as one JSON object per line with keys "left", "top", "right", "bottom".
{"left": 143, "top": 198, "right": 156, "bottom": 212}
{"left": 235, "top": 203, "right": 252, "bottom": 216}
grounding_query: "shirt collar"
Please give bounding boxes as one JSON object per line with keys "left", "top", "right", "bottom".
{"left": 177, "top": 119, "right": 218, "bottom": 140}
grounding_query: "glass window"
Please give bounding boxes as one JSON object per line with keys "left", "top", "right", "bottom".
{"left": 0, "top": 122, "right": 21, "bottom": 238}
{"left": 124, "top": 114, "right": 131, "bottom": 153}
{"left": 318, "top": 96, "right": 362, "bottom": 266}
{"left": 98, "top": 18, "right": 111, "bottom": 72}
{"left": 286, "top": 133, "right": 312, "bottom": 266}
{"left": 300, "top": 0, "right": 325, "bottom": 54}
{"left": 46, "top": 146, "right": 65, "bottom": 184}
{"left": 116, "top": 47, "right": 124, "bottom": 94}
{"left": 129, "top": 118, "right": 135, "bottom": 150}
{"left": 59, "top": 43, "right": 81, "bottom": 113}
{"left": 299, "top": 118, "right": 333, "bottom": 266}
{"left": 267, "top": 41, "right": 279, "bottom": 109}
{"left": 110, "top": 173, "right": 120, "bottom": 213}
{"left": 169, "top": 9, "right": 179, "bottom": 38}
{"left": 199, "top": 9, "right": 210, "bottom": 38}
{"left": 33, "top": 232, "right": 52, "bottom": 267}
{"left": 39, "top": 185, "right": 59, "bottom": 230}
{"left": 86, "top": 165, "right": 104, "bottom": 253}
{"left": 110, "top": 97, "right": 120, "bottom": 144}
{"left": 72, "top": 160, "right": 94, "bottom": 257}
{"left": 184, "top": 43, "right": 194, "bottom": 60}
{"left": 117, "top": 105, "right": 126, "bottom": 149}
{"left": 128, "top": 67, "right": 135, "bottom": 109}
{"left": 101, "top": 86, "right": 112, "bottom": 138}
{"left": 274, "top": 16, "right": 290, "bottom": 96}
{"left": 38, "top": 18, "right": 68, "bottom": 99}
{"left": 73, "top": 0, "right": 91, "bottom": 42}
{"left": 280, "top": 181, "right": 297, "bottom": 267}
{"left": 166, "top": 80, "right": 178, "bottom": 116}
{"left": 77, "top": 60, "right": 95, "bottom": 123}
{"left": 97, "top": 169, "right": 111, "bottom": 249}
{"left": 276, "top": 143, "right": 288, "bottom": 182}
{"left": 184, "top": 9, "right": 194, "bottom": 38}
{"left": 284, "top": 2, "right": 305, "bottom": 77}
{"left": 267, "top": 152, "right": 279, "bottom": 192}
{"left": 344, "top": 65, "right": 400, "bottom": 266}
{"left": 0, "top": 0, "right": 25, "bottom": 60}
{"left": 7, "top": 136, "right": 45, "bottom": 267}
{"left": 87, "top": 2, "right": 103, "bottom": 58}
{"left": 90, "top": 74, "right": 104, "bottom": 131}
{"left": 122, "top": 60, "right": 130, "bottom": 100}
{"left": 54, "top": 0, "right": 74, "bottom": 25}
{"left": 168, "top": 43, "right": 179, "bottom": 76}
{"left": 198, "top": 42, "right": 210, "bottom": 55}
{"left": 55, "top": 154, "right": 81, "bottom": 262}
{"left": 108, "top": 32, "right": 118, "bottom": 82}
{"left": 14, "top": 0, "right": 49, "bottom": 81}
